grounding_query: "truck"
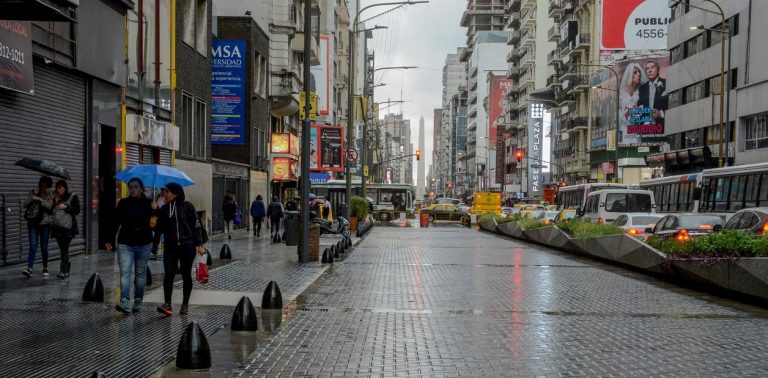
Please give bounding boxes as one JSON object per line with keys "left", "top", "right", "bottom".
{"left": 470, "top": 192, "right": 501, "bottom": 216}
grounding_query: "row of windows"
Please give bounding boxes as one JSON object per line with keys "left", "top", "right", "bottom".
{"left": 669, "top": 15, "right": 738, "bottom": 65}
{"left": 701, "top": 174, "right": 768, "bottom": 212}
{"left": 665, "top": 122, "right": 735, "bottom": 150}
{"left": 181, "top": 0, "right": 208, "bottom": 56}
{"left": 745, "top": 112, "right": 768, "bottom": 151}
{"left": 179, "top": 93, "right": 207, "bottom": 160}
{"left": 668, "top": 69, "right": 737, "bottom": 108}
{"left": 647, "top": 182, "right": 696, "bottom": 213}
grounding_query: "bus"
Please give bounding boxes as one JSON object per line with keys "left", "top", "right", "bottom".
{"left": 310, "top": 180, "right": 415, "bottom": 213}
{"left": 638, "top": 162, "right": 768, "bottom": 215}
{"left": 556, "top": 183, "right": 627, "bottom": 210}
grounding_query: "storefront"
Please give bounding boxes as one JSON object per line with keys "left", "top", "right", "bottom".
{"left": 212, "top": 160, "right": 250, "bottom": 234}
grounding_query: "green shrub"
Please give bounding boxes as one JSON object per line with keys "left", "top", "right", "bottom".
{"left": 570, "top": 221, "right": 625, "bottom": 239}
{"left": 518, "top": 218, "right": 546, "bottom": 230}
{"left": 350, "top": 196, "right": 369, "bottom": 219}
{"left": 647, "top": 230, "right": 768, "bottom": 257}
{"left": 478, "top": 213, "right": 506, "bottom": 224}
{"left": 555, "top": 218, "right": 589, "bottom": 235}
{"left": 498, "top": 214, "right": 522, "bottom": 223}
{"left": 751, "top": 235, "right": 768, "bottom": 257}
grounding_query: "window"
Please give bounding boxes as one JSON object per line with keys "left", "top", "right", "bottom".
{"left": 194, "top": 99, "right": 207, "bottom": 158}
{"left": 181, "top": 93, "right": 194, "bottom": 156}
{"left": 254, "top": 51, "right": 267, "bottom": 97}
{"left": 729, "top": 175, "right": 746, "bottom": 210}
{"left": 180, "top": 92, "right": 206, "bottom": 160}
{"left": 745, "top": 112, "right": 768, "bottom": 151}
{"left": 713, "top": 177, "right": 730, "bottom": 211}
{"left": 181, "top": 0, "right": 208, "bottom": 56}
{"left": 745, "top": 175, "right": 760, "bottom": 208}
{"left": 668, "top": 90, "right": 680, "bottom": 109}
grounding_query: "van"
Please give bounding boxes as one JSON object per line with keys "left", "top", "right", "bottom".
{"left": 580, "top": 189, "right": 655, "bottom": 223}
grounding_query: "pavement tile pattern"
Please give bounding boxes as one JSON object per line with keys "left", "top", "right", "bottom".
{"left": 233, "top": 225, "right": 768, "bottom": 377}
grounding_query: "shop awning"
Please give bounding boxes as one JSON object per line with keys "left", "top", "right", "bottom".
{"left": 0, "top": 0, "right": 77, "bottom": 22}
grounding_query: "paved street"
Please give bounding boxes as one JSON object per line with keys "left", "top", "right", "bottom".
{"left": 2, "top": 223, "right": 768, "bottom": 377}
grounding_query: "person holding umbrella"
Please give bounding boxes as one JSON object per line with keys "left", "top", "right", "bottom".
{"left": 22, "top": 176, "right": 54, "bottom": 277}
{"left": 51, "top": 180, "right": 80, "bottom": 279}
{"left": 154, "top": 182, "right": 205, "bottom": 316}
{"left": 105, "top": 178, "right": 155, "bottom": 313}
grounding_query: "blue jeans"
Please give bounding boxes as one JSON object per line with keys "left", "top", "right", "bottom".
{"left": 27, "top": 224, "right": 51, "bottom": 269}
{"left": 117, "top": 243, "right": 152, "bottom": 302}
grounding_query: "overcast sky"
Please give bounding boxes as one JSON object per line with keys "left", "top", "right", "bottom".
{"left": 364, "top": 0, "right": 466, "bottom": 184}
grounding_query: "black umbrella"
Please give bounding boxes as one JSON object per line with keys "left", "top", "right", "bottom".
{"left": 15, "top": 158, "right": 71, "bottom": 180}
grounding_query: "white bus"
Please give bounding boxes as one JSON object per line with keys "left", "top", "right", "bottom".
{"left": 556, "top": 183, "right": 627, "bottom": 210}
{"left": 638, "top": 162, "right": 768, "bottom": 214}
{"left": 310, "top": 180, "right": 415, "bottom": 212}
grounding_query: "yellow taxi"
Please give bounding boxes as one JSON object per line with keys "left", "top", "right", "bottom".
{"left": 422, "top": 204, "right": 465, "bottom": 222}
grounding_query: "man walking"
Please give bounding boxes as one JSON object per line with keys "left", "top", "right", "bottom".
{"left": 266, "top": 196, "right": 284, "bottom": 240}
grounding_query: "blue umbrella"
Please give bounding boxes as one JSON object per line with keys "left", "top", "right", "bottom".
{"left": 115, "top": 164, "right": 195, "bottom": 188}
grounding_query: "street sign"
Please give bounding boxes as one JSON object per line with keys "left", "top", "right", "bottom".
{"left": 346, "top": 148, "right": 359, "bottom": 162}
{"left": 299, "top": 92, "right": 318, "bottom": 120}
{"left": 544, "top": 188, "right": 556, "bottom": 203}
{"left": 363, "top": 165, "right": 369, "bottom": 177}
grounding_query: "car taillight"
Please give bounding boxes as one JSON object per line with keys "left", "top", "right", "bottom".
{"left": 676, "top": 229, "right": 690, "bottom": 241}
{"left": 544, "top": 219, "right": 551, "bottom": 225}
{"left": 627, "top": 228, "right": 643, "bottom": 236}
{"left": 762, "top": 221, "right": 768, "bottom": 233}
{"left": 597, "top": 217, "right": 604, "bottom": 224}
{"left": 699, "top": 224, "right": 713, "bottom": 230}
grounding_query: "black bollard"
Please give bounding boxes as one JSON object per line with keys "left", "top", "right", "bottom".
{"left": 91, "top": 372, "right": 107, "bottom": 378}
{"left": 231, "top": 296, "right": 258, "bottom": 332}
{"left": 146, "top": 265, "right": 152, "bottom": 287}
{"left": 333, "top": 243, "right": 340, "bottom": 258}
{"left": 82, "top": 273, "right": 104, "bottom": 302}
{"left": 206, "top": 251, "right": 213, "bottom": 266}
{"left": 176, "top": 321, "right": 212, "bottom": 370}
{"left": 261, "top": 281, "right": 283, "bottom": 309}
{"left": 219, "top": 243, "right": 232, "bottom": 260}
{"left": 321, "top": 248, "right": 330, "bottom": 263}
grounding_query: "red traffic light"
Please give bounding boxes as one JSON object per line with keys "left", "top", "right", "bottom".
{"left": 416, "top": 149, "right": 421, "bottom": 160}
{"left": 515, "top": 150, "right": 524, "bottom": 162}
{"left": 560, "top": 181, "right": 567, "bottom": 187}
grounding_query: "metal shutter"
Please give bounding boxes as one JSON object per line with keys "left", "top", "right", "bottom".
{"left": 0, "top": 62, "right": 86, "bottom": 265}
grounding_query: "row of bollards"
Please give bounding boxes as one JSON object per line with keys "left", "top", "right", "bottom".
{"left": 322, "top": 236, "right": 351, "bottom": 264}
{"left": 355, "top": 221, "right": 374, "bottom": 238}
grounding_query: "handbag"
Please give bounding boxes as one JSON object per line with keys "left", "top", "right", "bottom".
{"left": 52, "top": 194, "right": 74, "bottom": 230}
{"left": 234, "top": 209, "right": 242, "bottom": 226}
{"left": 24, "top": 201, "right": 43, "bottom": 223}
{"left": 196, "top": 253, "right": 209, "bottom": 284}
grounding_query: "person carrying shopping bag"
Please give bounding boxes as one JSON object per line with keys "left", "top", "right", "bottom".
{"left": 154, "top": 182, "right": 205, "bottom": 316}
{"left": 106, "top": 178, "right": 155, "bottom": 313}
{"left": 51, "top": 180, "right": 80, "bottom": 279}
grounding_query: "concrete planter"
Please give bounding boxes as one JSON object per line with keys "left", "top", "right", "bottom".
{"left": 668, "top": 258, "right": 768, "bottom": 301}
{"left": 581, "top": 234, "right": 667, "bottom": 274}
{"left": 478, "top": 218, "right": 498, "bottom": 233}
{"left": 524, "top": 226, "right": 579, "bottom": 253}
{"left": 496, "top": 221, "right": 527, "bottom": 240}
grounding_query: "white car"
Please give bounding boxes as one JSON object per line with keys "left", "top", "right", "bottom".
{"left": 612, "top": 213, "right": 665, "bottom": 239}
{"left": 501, "top": 207, "right": 515, "bottom": 217}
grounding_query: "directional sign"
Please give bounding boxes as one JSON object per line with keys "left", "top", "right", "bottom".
{"left": 346, "top": 148, "right": 359, "bottom": 162}
{"left": 299, "top": 92, "right": 318, "bottom": 121}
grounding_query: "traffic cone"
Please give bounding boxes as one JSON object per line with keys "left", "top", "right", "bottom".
{"left": 261, "top": 281, "right": 283, "bottom": 309}
{"left": 82, "top": 273, "right": 104, "bottom": 302}
{"left": 231, "top": 296, "right": 258, "bottom": 332}
{"left": 175, "top": 322, "right": 212, "bottom": 370}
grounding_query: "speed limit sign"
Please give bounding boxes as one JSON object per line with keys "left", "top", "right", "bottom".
{"left": 346, "top": 148, "right": 359, "bottom": 162}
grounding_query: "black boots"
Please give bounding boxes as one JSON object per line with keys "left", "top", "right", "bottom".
{"left": 57, "top": 262, "right": 71, "bottom": 279}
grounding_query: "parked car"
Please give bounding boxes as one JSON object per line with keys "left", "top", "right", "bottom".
{"left": 647, "top": 214, "right": 725, "bottom": 240}
{"left": 422, "top": 204, "right": 464, "bottom": 222}
{"left": 536, "top": 210, "right": 560, "bottom": 224}
{"left": 436, "top": 198, "right": 462, "bottom": 205}
{"left": 612, "top": 213, "right": 665, "bottom": 239}
{"left": 723, "top": 208, "right": 768, "bottom": 234}
{"left": 580, "top": 189, "right": 655, "bottom": 223}
{"left": 524, "top": 210, "right": 546, "bottom": 220}
{"left": 554, "top": 209, "right": 577, "bottom": 223}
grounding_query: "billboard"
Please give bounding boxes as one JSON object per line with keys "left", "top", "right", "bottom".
{"left": 310, "top": 35, "right": 331, "bottom": 116}
{"left": 0, "top": 21, "right": 33, "bottom": 94}
{"left": 273, "top": 157, "right": 298, "bottom": 181}
{"left": 211, "top": 39, "right": 246, "bottom": 145}
{"left": 488, "top": 76, "right": 513, "bottom": 145}
{"left": 601, "top": 0, "right": 670, "bottom": 50}
{"left": 310, "top": 126, "right": 319, "bottom": 170}
{"left": 312, "top": 125, "right": 344, "bottom": 172}
{"left": 590, "top": 56, "right": 669, "bottom": 147}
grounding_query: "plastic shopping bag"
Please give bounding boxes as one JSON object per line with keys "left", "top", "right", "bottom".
{"left": 196, "top": 255, "right": 209, "bottom": 284}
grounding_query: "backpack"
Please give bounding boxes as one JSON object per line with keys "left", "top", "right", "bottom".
{"left": 24, "top": 201, "right": 44, "bottom": 224}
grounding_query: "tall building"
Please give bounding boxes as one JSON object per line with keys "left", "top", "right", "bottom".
{"left": 435, "top": 50, "right": 467, "bottom": 198}
{"left": 417, "top": 116, "right": 426, "bottom": 198}
{"left": 656, "top": 0, "right": 766, "bottom": 171}
{"left": 380, "top": 113, "right": 412, "bottom": 184}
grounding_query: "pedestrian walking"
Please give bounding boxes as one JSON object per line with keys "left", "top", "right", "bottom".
{"left": 51, "top": 180, "right": 80, "bottom": 279}
{"left": 22, "top": 176, "right": 54, "bottom": 277}
{"left": 222, "top": 194, "right": 237, "bottom": 240}
{"left": 154, "top": 182, "right": 205, "bottom": 316}
{"left": 106, "top": 178, "right": 155, "bottom": 313}
{"left": 267, "top": 196, "right": 284, "bottom": 239}
{"left": 151, "top": 188, "right": 167, "bottom": 256}
{"left": 250, "top": 194, "right": 266, "bottom": 237}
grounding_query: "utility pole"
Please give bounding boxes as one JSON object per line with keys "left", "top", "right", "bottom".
{"left": 299, "top": 0, "right": 311, "bottom": 263}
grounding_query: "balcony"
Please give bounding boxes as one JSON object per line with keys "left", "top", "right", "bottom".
{"left": 547, "top": 50, "right": 562, "bottom": 65}
{"left": 546, "top": 73, "right": 560, "bottom": 88}
{"left": 506, "top": 66, "right": 520, "bottom": 80}
{"left": 549, "top": 0, "right": 562, "bottom": 17}
{"left": 517, "top": 94, "right": 529, "bottom": 111}
{"left": 507, "top": 82, "right": 519, "bottom": 96}
{"left": 521, "top": 8, "right": 536, "bottom": 31}
{"left": 506, "top": 11, "right": 521, "bottom": 29}
{"left": 519, "top": 70, "right": 534, "bottom": 89}
{"left": 520, "top": 49, "right": 536, "bottom": 69}
{"left": 520, "top": 30, "right": 536, "bottom": 49}
{"left": 521, "top": 0, "right": 535, "bottom": 11}
{"left": 506, "top": 0, "right": 521, "bottom": 13}
{"left": 506, "top": 48, "right": 519, "bottom": 63}
{"left": 558, "top": 38, "right": 571, "bottom": 56}
{"left": 547, "top": 25, "right": 560, "bottom": 42}
{"left": 508, "top": 30, "right": 521, "bottom": 45}
{"left": 574, "top": 33, "right": 591, "bottom": 51}
{"left": 559, "top": 62, "right": 578, "bottom": 80}
{"left": 566, "top": 75, "right": 590, "bottom": 94}
{"left": 569, "top": 116, "right": 588, "bottom": 131}
{"left": 509, "top": 95, "right": 519, "bottom": 110}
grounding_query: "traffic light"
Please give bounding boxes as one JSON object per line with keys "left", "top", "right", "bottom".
{"left": 447, "top": 183, "right": 453, "bottom": 189}
{"left": 416, "top": 149, "right": 421, "bottom": 160}
{"left": 515, "top": 150, "right": 524, "bottom": 162}
{"left": 560, "top": 181, "right": 567, "bottom": 187}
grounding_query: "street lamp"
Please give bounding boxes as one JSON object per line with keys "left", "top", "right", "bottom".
{"left": 345, "top": 1, "right": 428, "bottom": 218}
{"left": 578, "top": 63, "right": 620, "bottom": 182}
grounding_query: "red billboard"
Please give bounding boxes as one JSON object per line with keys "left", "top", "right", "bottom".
{"left": 488, "top": 75, "right": 513, "bottom": 145}
{"left": 601, "top": 0, "right": 670, "bottom": 50}
{"left": 311, "top": 125, "right": 344, "bottom": 172}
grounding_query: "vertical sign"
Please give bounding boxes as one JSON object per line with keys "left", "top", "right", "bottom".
{"left": 211, "top": 39, "right": 246, "bottom": 145}
{"left": 319, "top": 126, "right": 344, "bottom": 172}
{"left": 488, "top": 75, "right": 513, "bottom": 145}
{"left": 0, "top": 21, "right": 33, "bottom": 94}
{"left": 310, "top": 35, "right": 331, "bottom": 116}
{"left": 527, "top": 104, "right": 545, "bottom": 197}
{"left": 310, "top": 125, "right": 319, "bottom": 171}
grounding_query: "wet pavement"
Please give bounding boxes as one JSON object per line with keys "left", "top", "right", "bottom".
{"left": 232, "top": 224, "right": 768, "bottom": 377}
{"left": 3, "top": 223, "right": 768, "bottom": 377}
{"left": 0, "top": 229, "right": 357, "bottom": 378}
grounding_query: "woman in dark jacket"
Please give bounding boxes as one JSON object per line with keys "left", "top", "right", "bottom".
{"left": 222, "top": 194, "right": 237, "bottom": 240}
{"left": 51, "top": 180, "right": 80, "bottom": 279}
{"left": 106, "top": 178, "right": 155, "bottom": 313}
{"left": 155, "top": 182, "right": 205, "bottom": 316}
{"left": 250, "top": 194, "right": 266, "bottom": 237}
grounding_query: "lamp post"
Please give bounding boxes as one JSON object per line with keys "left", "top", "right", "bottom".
{"left": 345, "top": 1, "right": 427, "bottom": 219}
{"left": 299, "top": 0, "right": 312, "bottom": 262}
{"left": 579, "top": 63, "right": 620, "bottom": 182}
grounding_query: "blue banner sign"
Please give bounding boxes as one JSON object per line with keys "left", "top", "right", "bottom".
{"left": 310, "top": 172, "right": 330, "bottom": 184}
{"left": 211, "top": 39, "right": 246, "bottom": 145}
